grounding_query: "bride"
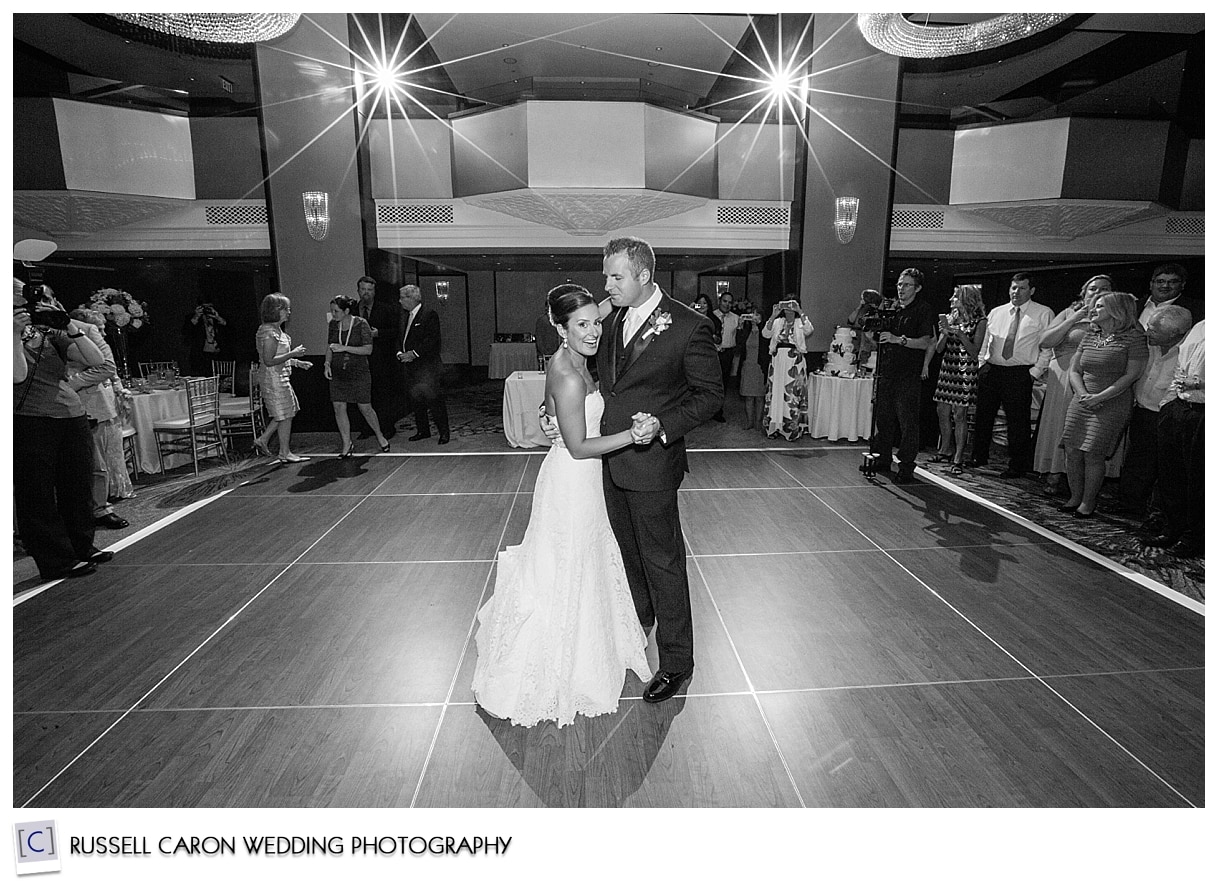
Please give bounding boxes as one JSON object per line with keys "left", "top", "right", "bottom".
{"left": 472, "top": 284, "right": 652, "bottom": 727}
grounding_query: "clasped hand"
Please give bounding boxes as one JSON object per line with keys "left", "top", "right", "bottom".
{"left": 396, "top": 350, "right": 417, "bottom": 363}
{"left": 538, "top": 408, "right": 658, "bottom": 445}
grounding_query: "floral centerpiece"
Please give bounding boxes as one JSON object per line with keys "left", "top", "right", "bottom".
{"left": 88, "top": 287, "right": 151, "bottom": 378}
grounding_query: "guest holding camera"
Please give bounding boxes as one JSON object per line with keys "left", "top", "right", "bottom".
{"left": 14, "top": 280, "right": 114, "bottom": 581}
{"left": 182, "top": 297, "right": 228, "bottom": 377}
{"left": 863, "top": 269, "right": 935, "bottom": 484}
{"left": 761, "top": 299, "right": 813, "bottom": 440}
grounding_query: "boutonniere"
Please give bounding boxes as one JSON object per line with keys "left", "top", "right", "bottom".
{"left": 641, "top": 311, "right": 673, "bottom": 341}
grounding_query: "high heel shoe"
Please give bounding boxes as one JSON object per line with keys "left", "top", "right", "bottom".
{"left": 339, "top": 441, "right": 354, "bottom": 459}
{"left": 250, "top": 439, "right": 271, "bottom": 457}
{"left": 1057, "top": 502, "right": 1080, "bottom": 513}
{"left": 378, "top": 438, "right": 391, "bottom": 453}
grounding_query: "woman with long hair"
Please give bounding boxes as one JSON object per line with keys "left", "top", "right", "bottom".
{"left": 324, "top": 295, "right": 389, "bottom": 458}
{"left": 473, "top": 283, "right": 651, "bottom": 728}
{"left": 1032, "top": 274, "right": 1114, "bottom": 493}
{"left": 252, "top": 293, "right": 311, "bottom": 463}
{"left": 925, "top": 284, "right": 987, "bottom": 474}
{"left": 1058, "top": 292, "right": 1147, "bottom": 517}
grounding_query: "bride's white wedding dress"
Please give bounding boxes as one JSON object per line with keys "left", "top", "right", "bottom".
{"left": 472, "top": 390, "right": 651, "bottom": 727}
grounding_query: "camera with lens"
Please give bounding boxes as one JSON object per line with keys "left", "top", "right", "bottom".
{"left": 23, "top": 283, "right": 72, "bottom": 331}
{"left": 860, "top": 296, "right": 901, "bottom": 335}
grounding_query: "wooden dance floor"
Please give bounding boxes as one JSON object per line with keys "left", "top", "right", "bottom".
{"left": 13, "top": 448, "right": 1204, "bottom": 808}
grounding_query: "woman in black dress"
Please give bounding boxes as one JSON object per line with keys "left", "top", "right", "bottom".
{"left": 324, "top": 296, "right": 390, "bottom": 457}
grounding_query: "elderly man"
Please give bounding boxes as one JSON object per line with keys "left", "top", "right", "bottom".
{"left": 1119, "top": 305, "right": 1192, "bottom": 524}
{"left": 396, "top": 284, "right": 449, "bottom": 444}
{"left": 970, "top": 272, "right": 1054, "bottom": 479}
{"left": 1145, "top": 319, "right": 1205, "bottom": 557}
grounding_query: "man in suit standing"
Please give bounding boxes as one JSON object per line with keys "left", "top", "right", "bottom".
{"left": 396, "top": 284, "right": 449, "bottom": 445}
{"left": 595, "top": 237, "right": 722, "bottom": 703}
{"left": 356, "top": 275, "right": 401, "bottom": 439}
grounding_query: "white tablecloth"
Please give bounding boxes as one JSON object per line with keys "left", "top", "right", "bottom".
{"left": 502, "top": 371, "right": 550, "bottom": 448}
{"left": 489, "top": 342, "right": 538, "bottom": 379}
{"left": 807, "top": 374, "right": 873, "bottom": 441}
{"left": 127, "top": 388, "right": 191, "bottom": 473}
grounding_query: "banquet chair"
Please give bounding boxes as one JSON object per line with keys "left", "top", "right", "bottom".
{"left": 537, "top": 355, "right": 551, "bottom": 371}
{"left": 151, "top": 376, "right": 229, "bottom": 476}
{"left": 121, "top": 424, "right": 140, "bottom": 478}
{"left": 211, "top": 359, "right": 237, "bottom": 395}
{"left": 139, "top": 361, "right": 180, "bottom": 379}
{"left": 217, "top": 364, "right": 265, "bottom": 450}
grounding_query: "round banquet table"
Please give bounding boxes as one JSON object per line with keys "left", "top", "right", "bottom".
{"left": 501, "top": 371, "right": 551, "bottom": 448}
{"left": 807, "top": 373, "right": 873, "bottom": 441}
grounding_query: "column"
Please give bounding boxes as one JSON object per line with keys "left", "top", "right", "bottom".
{"left": 796, "top": 13, "right": 901, "bottom": 350}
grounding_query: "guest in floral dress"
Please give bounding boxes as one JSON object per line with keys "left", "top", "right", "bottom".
{"left": 1058, "top": 292, "right": 1148, "bottom": 517}
{"left": 762, "top": 299, "right": 813, "bottom": 440}
{"left": 252, "top": 293, "right": 312, "bottom": 463}
{"left": 924, "top": 284, "right": 986, "bottom": 474}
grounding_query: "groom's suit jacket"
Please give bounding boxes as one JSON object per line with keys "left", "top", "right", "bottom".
{"left": 598, "top": 290, "right": 723, "bottom": 491}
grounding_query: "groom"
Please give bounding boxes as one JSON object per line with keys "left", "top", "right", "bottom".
{"left": 577, "top": 237, "right": 722, "bottom": 702}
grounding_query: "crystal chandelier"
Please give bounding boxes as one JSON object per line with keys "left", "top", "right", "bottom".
{"left": 856, "top": 14, "right": 1072, "bottom": 59}
{"left": 108, "top": 13, "right": 300, "bottom": 44}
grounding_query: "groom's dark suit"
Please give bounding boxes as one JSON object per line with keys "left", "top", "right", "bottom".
{"left": 598, "top": 290, "right": 722, "bottom": 674}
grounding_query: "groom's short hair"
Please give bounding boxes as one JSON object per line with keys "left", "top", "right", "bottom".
{"left": 604, "top": 237, "right": 655, "bottom": 281}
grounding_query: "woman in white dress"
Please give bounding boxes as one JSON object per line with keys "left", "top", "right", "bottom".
{"left": 473, "top": 285, "right": 652, "bottom": 728}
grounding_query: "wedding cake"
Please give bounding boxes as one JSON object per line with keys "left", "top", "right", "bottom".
{"left": 826, "top": 326, "right": 860, "bottom": 376}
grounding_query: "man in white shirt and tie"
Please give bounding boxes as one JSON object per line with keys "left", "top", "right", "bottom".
{"left": 1119, "top": 305, "right": 1192, "bottom": 524}
{"left": 971, "top": 272, "right": 1055, "bottom": 479}
{"left": 1145, "top": 319, "right": 1205, "bottom": 557}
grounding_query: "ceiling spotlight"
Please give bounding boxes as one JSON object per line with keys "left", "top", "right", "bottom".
{"left": 371, "top": 63, "right": 401, "bottom": 93}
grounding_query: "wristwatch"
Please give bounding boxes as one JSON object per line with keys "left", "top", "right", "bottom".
{"left": 900, "top": 335, "right": 908, "bottom": 346}
{"left": 68, "top": 332, "right": 85, "bottom": 339}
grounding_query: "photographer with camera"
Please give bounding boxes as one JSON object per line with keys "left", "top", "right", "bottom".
{"left": 862, "top": 269, "right": 935, "bottom": 484}
{"left": 14, "top": 280, "right": 116, "bottom": 581}
{"left": 183, "top": 296, "right": 228, "bottom": 376}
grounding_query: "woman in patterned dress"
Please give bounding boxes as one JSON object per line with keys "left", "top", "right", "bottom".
{"left": 1032, "top": 274, "right": 1113, "bottom": 495}
{"left": 1058, "top": 292, "right": 1148, "bottom": 517}
{"left": 925, "top": 284, "right": 986, "bottom": 475}
{"left": 762, "top": 299, "right": 813, "bottom": 441}
{"left": 252, "top": 293, "right": 312, "bottom": 463}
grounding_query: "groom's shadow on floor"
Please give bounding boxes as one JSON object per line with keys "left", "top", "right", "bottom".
{"left": 479, "top": 680, "right": 685, "bottom": 807}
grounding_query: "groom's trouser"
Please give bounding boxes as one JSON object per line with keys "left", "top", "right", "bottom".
{"left": 603, "top": 477, "right": 694, "bottom": 673}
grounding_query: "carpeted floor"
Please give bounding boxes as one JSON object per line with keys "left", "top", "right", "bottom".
{"left": 14, "top": 379, "right": 1203, "bottom": 603}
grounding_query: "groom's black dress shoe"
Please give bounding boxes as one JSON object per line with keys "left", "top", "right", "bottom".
{"left": 409, "top": 431, "right": 431, "bottom": 441}
{"left": 643, "top": 669, "right": 692, "bottom": 704}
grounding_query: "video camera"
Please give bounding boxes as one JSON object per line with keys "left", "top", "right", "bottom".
{"left": 859, "top": 295, "right": 901, "bottom": 336}
{"left": 15, "top": 239, "right": 71, "bottom": 330}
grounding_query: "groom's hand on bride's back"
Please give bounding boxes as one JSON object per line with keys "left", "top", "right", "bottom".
{"left": 538, "top": 403, "right": 561, "bottom": 442}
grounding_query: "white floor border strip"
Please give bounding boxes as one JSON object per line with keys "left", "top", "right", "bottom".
{"left": 914, "top": 466, "right": 1204, "bottom": 616}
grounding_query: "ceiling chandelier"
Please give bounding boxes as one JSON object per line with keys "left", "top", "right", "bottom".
{"left": 856, "top": 13, "right": 1072, "bottom": 59}
{"left": 108, "top": 13, "right": 300, "bottom": 44}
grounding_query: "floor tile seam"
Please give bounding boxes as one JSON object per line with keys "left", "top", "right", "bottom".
{"left": 687, "top": 545, "right": 807, "bottom": 808}
{"left": 686, "top": 446, "right": 868, "bottom": 453}
{"left": 762, "top": 451, "right": 1199, "bottom": 806}
{"left": 16, "top": 459, "right": 415, "bottom": 808}
{"left": 409, "top": 456, "right": 532, "bottom": 809}
{"left": 228, "top": 491, "right": 533, "bottom": 498}
{"left": 688, "top": 541, "right": 1056, "bottom": 560}
{"left": 678, "top": 484, "right": 869, "bottom": 492}
{"left": 913, "top": 466, "right": 1204, "bottom": 616}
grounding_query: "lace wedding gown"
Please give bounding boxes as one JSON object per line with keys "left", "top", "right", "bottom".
{"left": 473, "top": 390, "right": 651, "bottom": 727}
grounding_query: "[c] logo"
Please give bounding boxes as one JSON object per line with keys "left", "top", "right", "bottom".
{"left": 12, "top": 820, "right": 61, "bottom": 875}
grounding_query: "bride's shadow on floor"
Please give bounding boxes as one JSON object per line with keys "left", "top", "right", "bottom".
{"left": 479, "top": 682, "right": 685, "bottom": 807}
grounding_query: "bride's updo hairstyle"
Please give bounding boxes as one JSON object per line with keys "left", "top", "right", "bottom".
{"left": 547, "top": 283, "right": 594, "bottom": 328}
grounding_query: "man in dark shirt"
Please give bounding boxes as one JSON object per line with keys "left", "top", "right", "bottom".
{"left": 864, "top": 268, "right": 935, "bottom": 484}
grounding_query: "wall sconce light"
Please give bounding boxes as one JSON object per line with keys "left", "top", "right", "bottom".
{"left": 834, "top": 196, "right": 860, "bottom": 244}
{"left": 435, "top": 280, "right": 450, "bottom": 302}
{"left": 302, "top": 191, "right": 329, "bottom": 241}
